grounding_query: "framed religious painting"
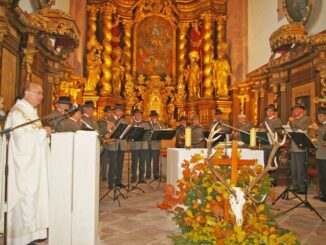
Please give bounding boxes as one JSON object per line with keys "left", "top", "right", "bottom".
{"left": 133, "top": 14, "right": 176, "bottom": 81}
{"left": 282, "top": 0, "right": 312, "bottom": 24}
{"left": 291, "top": 81, "right": 315, "bottom": 120}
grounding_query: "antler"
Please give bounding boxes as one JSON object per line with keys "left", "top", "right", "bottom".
{"left": 244, "top": 122, "right": 286, "bottom": 203}
{"left": 206, "top": 122, "right": 237, "bottom": 197}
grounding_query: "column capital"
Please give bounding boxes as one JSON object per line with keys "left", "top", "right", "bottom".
{"left": 86, "top": 5, "right": 99, "bottom": 15}
{"left": 216, "top": 15, "right": 227, "bottom": 23}
{"left": 178, "top": 22, "right": 189, "bottom": 31}
{"left": 280, "top": 82, "right": 287, "bottom": 92}
{"left": 100, "top": 3, "right": 116, "bottom": 15}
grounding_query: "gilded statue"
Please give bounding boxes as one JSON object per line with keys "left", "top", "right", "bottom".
{"left": 124, "top": 74, "right": 137, "bottom": 103}
{"left": 212, "top": 42, "right": 230, "bottom": 98}
{"left": 167, "top": 95, "right": 176, "bottom": 123}
{"left": 85, "top": 45, "right": 102, "bottom": 94}
{"left": 112, "top": 47, "right": 125, "bottom": 97}
{"left": 185, "top": 51, "right": 201, "bottom": 99}
{"left": 23, "top": 48, "right": 38, "bottom": 85}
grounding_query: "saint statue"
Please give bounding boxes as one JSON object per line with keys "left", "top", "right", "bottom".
{"left": 212, "top": 42, "right": 231, "bottom": 98}
{"left": 112, "top": 47, "right": 125, "bottom": 97}
{"left": 185, "top": 51, "right": 201, "bottom": 99}
{"left": 85, "top": 45, "right": 102, "bottom": 94}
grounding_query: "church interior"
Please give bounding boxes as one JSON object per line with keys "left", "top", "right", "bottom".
{"left": 0, "top": 0, "right": 326, "bottom": 244}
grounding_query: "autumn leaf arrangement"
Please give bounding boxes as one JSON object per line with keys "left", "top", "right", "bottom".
{"left": 158, "top": 148, "right": 300, "bottom": 244}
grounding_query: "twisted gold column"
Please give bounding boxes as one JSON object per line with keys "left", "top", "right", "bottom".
{"left": 123, "top": 19, "right": 132, "bottom": 76}
{"left": 86, "top": 5, "right": 99, "bottom": 49}
{"left": 100, "top": 3, "right": 116, "bottom": 96}
{"left": 177, "top": 22, "right": 188, "bottom": 83}
{"left": 202, "top": 13, "right": 214, "bottom": 98}
{"left": 216, "top": 15, "right": 227, "bottom": 46}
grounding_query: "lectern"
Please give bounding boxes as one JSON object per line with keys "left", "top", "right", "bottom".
{"left": 49, "top": 131, "right": 100, "bottom": 245}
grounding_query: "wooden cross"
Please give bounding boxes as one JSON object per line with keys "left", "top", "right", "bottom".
{"left": 212, "top": 140, "right": 257, "bottom": 220}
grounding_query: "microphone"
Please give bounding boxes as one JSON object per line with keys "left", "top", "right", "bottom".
{"left": 67, "top": 104, "right": 79, "bottom": 115}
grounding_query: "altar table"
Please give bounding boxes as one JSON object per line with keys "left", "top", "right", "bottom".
{"left": 167, "top": 148, "right": 264, "bottom": 189}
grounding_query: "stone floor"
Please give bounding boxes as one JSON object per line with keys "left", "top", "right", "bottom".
{"left": 97, "top": 181, "right": 326, "bottom": 245}
{"left": 1, "top": 179, "right": 326, "bottom": 245}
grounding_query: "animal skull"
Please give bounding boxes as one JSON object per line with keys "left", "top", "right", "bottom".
{"left": 229, "top": 187, "right": 246, "bottom": 226}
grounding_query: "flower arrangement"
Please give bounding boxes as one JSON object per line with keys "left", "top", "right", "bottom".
{"left": 158, "top": 148, "right": 300, "bottom": 244}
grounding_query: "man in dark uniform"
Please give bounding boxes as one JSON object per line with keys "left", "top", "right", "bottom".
{"left": 131, "top": 108, "right": 151, "bottom": 185}
{"left": 288, "top": 104, "right": 311, "bottom": 194}
{"left": 106, "top": 104, "right": 128, "bottom": 189}
{"left": 175, "top": 116, "right": 187, "bottom": 148}
{"left": 261, "top": 104, "right": 282, "bottom": 186}
{"left": 148, "top": 110, "right": 164, "bottom": 180}
{"left": 56, "top": 106, "right": 82, "bottom": 132}
{"left": 210, "top": 109, "right": 231, "bottom": 133}
{"left": 45, "top": 96, "right": 71, "bottom": 131}
{"left": 191, "top": 115, "right": 205, "bottom": 148}
{"left": 310, "top": 107, "right": 326, "bottom": 202}
{"left": 98, "top": 105, "right": 114, "bottom": 181}
{"left": 81, "top": 100, "right": 99, "bottom": 130}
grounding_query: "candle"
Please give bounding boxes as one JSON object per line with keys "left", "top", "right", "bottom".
{"left": 250, "top": 128, "right": 256, "bottom": 148}
{"left": 185, "top": 127, "right": 192, "bottom": 148}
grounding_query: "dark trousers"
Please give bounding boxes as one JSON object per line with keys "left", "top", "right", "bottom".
{"left": 147, "top": 150, "right": 160, "bottom": 178}
{"left": 316, "top": 159, "right": 326, "bottom": 196}
{"left": 131, "top": 149, "right": 149, "bottom": 182}
{"left": 107, "top": 146, "right": 125, "bottom": 187}
{"left": 100, "top": 148, "right": 109, "bottom": 179}
{"left": 291, "top": 152, "right": 306, "bottom": 192}
{"left": 264, "top": 146, "right": 280, "bottom": 185}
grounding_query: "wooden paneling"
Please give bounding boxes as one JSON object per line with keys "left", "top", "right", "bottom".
{"left": 1, "top": 48, "right": 17, "bottom": 112}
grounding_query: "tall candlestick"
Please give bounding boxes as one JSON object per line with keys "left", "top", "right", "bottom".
{"left": 185, "top": 127, "right": 192, "bottom": 148}
{"left": 250, "top": 128, "right": 257, "bottom": 148}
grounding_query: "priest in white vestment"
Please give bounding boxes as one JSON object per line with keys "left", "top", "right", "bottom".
{"left": 0, "top": 83, "right": 51, "bottom": 244}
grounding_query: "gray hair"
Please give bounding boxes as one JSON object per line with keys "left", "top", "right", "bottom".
{"left": 237, "top": 113, "right": 247, "bottom": 120}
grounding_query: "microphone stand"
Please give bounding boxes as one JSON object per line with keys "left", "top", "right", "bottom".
{"left": 0, "top": 108, "right": 75, "bottom": 245}
{"left": 219, "top": 122, "right": 270, "bottom": 144}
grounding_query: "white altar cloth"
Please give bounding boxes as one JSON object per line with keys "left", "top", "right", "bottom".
{"left": 167, "top": 148, "right": 264, "bottom": 189}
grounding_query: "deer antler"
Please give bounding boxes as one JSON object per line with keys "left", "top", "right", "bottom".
{"left": 244, "top": 122, "right": 286, "bottom": 203}
{"left": 206, "top": 122, "right": 237, "bottom": 197}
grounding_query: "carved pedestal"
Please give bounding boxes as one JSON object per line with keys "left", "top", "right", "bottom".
{"left": 216, "top": 100, "right": 232, "bottom": 121}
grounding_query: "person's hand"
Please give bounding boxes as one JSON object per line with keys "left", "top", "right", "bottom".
{"left": 288, "top": 116, "right": 295, "bottom": 123}
{"left": 43, "top": 126, "right": 52, "bottom": 137}
{"left": 309, "top": 122, "right": 319, "bottom": 130}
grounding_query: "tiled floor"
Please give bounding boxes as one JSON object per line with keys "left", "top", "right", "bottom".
{"left": 1, "top": 180, "right": 326, "bottom": 244}
{"left": 98, "top": 181, "right": 326, "bottom": 245}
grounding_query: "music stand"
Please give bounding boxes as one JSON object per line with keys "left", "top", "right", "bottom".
{"left": 272, "top": 131, "right": 324, "bottom": 221}
{"left": 100, "top": 124, "right": 132, "bottom": 206}
{"left": 147, "top": 130, "right": 176, "bottom": 188}
{"left": 240, "top": 132, "right": 270, "bottom": 146}
{"left": 122, "top": 126, "right": 148, "bottom": 193}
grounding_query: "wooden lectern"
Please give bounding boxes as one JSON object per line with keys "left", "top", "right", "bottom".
{"left": 49, "top": 131, "right": 100, "bottom": 245}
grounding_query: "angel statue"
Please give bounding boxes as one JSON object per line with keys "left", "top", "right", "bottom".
{"left": 212, "top": 42, "right": 231, "bottom": 98}
{"left": 185, "top": 51, "right": 201, "bottom": 99}
{"left": 84, "top": 45, "right": 102, "bottom": 94}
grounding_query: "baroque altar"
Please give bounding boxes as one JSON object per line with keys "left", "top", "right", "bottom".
{"left": 85, "top": 0, "right": 232, "bottom": 127}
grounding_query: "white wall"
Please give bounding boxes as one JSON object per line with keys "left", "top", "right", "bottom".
{"left": 248, "top": 0, "right": 326, "bottom": 72}
{"left": 20, "top": 0, "right": 70, "bottom": 13}
{"left": 248, "top": 0, "right": 287, "bottom": 72}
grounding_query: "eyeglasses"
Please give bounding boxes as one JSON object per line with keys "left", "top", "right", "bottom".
{"left": 28, "top": 89, "right": 44, "bottom": 95}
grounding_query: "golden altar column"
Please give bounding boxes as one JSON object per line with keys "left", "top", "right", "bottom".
{"left": 86, "top": 5, "right": 99, "bottom": 49}
{"left": 216, "top": 15, "right": 227, "bottom": 48}
{"left": 100, "top": 3, "right": 116, "bottom": 96}
{"left": 202, "top": 12, "right": 214, "bottom": 98}
{"left": 123, "top": 19, "right": 132, "bottom": 77}
{"left": 177, "top": 22, "right": 188, "bottom": 83}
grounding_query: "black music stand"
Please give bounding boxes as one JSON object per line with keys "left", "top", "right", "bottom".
{"left": 100, "top": 123, "right": 132, "bottom": 206}
{"left": 272, "top": 132, "right": 324, "bottom": 221}
{"left": 122, "top": 126, "right": 147, "bottom": 193}
{"left": 240, "top": 131, "right": 270, "bottom": 146}
{"left": 146, "top": 130, "right": 176, "bottom": 188}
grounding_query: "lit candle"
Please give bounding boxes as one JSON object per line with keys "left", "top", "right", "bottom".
{"left": 185, "top": 127, "right": 192, "bottom": 148}
{"left": 250, "top": 128, "right": 256, "bottom": 148}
